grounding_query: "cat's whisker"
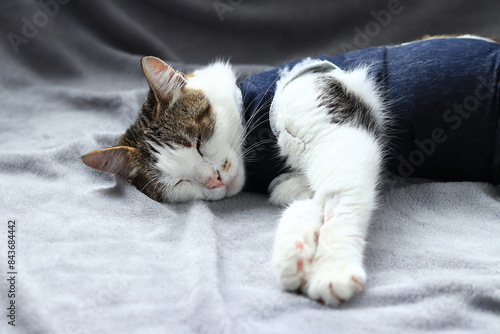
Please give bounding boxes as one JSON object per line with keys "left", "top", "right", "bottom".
{"left": 243, "top": 105, "right": 270, "bottom": 135}
{"left": 241, "top": 73, "right": 282, "bottom": 136}
{"left": 240, "top": 115, "right": 275, "bottom": 151}
{"left": 227, "top": 108, "right": 247, "bottom": 149}
{"left": 140, "top": 178, "right": 156, "bottom": 193}
{"left": 235, "top": 93, "right": 269, "bottom": 144}
{"left": 243, "top": 98, "right": 273, "bottom": 133}
{"left": 240, "top": 138, "right": 275, "bottom": 154}
{"left": 239, "top": 139, "right": 276, "bottom": 161}
{"left": 238, "top": 103, "right": 274, "bottom": 150}
{"left": 242, "top": 73, "right": 281, "bottom": 118}
{"left": 247, "top": 113, "right": 273, "bottom": 134}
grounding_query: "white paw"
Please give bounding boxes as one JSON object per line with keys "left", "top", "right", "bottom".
{"left": 303, "top": 260, "right": 366, "bottom": 306}
{"left": 273, "top": 230, "right": 319, "bottom": 291}
{"left": 269, "top": 173, "right": 313, "bottom": 206}
{"left": 272, "top": 200, "right": 322, "bottom": 291}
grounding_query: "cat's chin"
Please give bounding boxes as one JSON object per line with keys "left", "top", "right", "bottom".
{"left": 224, "top": 167, "right": 245, "bottom": 197}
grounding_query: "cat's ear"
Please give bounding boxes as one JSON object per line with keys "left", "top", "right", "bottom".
{"left": 81, "top": 146, "right": 138, "bottom": 178}
{"left": 141, "top": 56, "right": 186, "bottom": 104}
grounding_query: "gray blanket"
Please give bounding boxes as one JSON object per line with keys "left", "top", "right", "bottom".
{"left": 1, "top": 1, "right": 499, "bottom": 333}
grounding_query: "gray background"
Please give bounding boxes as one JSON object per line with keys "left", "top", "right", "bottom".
{"left": 1, "top": 1, "right": 499, "bottom": 333}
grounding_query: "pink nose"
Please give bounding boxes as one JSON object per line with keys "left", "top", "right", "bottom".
{"left": 205, "top": 171, "right": 224, "bottom": 189}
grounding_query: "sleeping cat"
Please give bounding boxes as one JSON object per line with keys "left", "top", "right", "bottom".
{"left": 82, "top": 35, "right": 500, "bottom": 306}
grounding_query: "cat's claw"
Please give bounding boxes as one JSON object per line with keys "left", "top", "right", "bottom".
{"left": 303, "top": 261, "right": 366, "bottom": 306}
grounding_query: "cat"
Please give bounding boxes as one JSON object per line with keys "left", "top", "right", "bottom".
{"left": 82, "top": 35, "right": 500, "bottom": 306}
{"left": 82, "top": 58, "right": 246, "bottom": 202}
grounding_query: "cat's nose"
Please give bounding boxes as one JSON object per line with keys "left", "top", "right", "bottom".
{"left": 205, "top": 170, "right": 224, "bottom": 189}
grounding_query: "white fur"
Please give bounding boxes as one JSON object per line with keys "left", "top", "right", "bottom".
{"left": 189, "top": 62, "right": 246, "bottom": 197}
{"left": 153, "top": 62, "right": 246, "bottom": 202}
{"left": 270, "top": 60, "right": 384, "bottom": 305}
{"left": 269, "top": 173, "right": 313, "bottom": 205}
{"left": 152, "top": 143, "right": 226, "bottom": 201}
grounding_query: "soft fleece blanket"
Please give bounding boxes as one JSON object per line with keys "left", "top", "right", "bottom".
{"left": 1, "top": 1, "right": 499, "bottom": 333}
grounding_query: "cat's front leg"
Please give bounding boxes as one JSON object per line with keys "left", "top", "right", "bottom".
{"left": 273, "top": 189, "right": 373, "bottom": 305}
{"left": 299, "top": 128, "right": 381, "bottom": 306}
{"left": 302, "top": 192, "right": 372, "bottom": 305}
{"left": 273, "top": 126, "right": 381, "bottom": 306}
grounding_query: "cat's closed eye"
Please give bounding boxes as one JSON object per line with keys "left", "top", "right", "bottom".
{"left": 196, "top": 136, "right": 203, "bottom": 156}
{"left": 174, "top": 179, "right": 185, "bottom": 187}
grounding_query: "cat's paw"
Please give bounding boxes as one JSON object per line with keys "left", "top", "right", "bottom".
{"left": 273, "top": 230, "right": 318, "bottom": 291}
{"left": 269, "top": 173, "right": 313, "bottom": 206}
{"left": 272, "top": 199, "right": 322, "bottom": 290}
{"left": 303, "top": 260, "right": 366, "bottom": 306}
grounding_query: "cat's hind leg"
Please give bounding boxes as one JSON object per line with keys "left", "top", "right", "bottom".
{"left": 269, "top": 173, "right": 313, "bottom": 206}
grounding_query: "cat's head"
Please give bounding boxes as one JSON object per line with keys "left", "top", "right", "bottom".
{"left": 82, "top": 57, "right": 246, "bottom": 202}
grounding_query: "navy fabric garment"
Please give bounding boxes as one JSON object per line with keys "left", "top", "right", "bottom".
{"left": 238, "top": 37, "right": 500, "bottom": 193}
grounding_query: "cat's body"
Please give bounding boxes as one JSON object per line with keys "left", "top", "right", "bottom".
{"left": 240, "top": 35, "right": 500, "bottom": 192}
{"left": 82, "top": 35, "right": 500, "bottom": 306}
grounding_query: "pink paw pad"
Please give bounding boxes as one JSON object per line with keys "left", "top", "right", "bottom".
{"left": 295, "top": 241, "right": 304, "bottom": 250}
{"left": 297, "top": 260, "right": 303, "bottom": 271}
